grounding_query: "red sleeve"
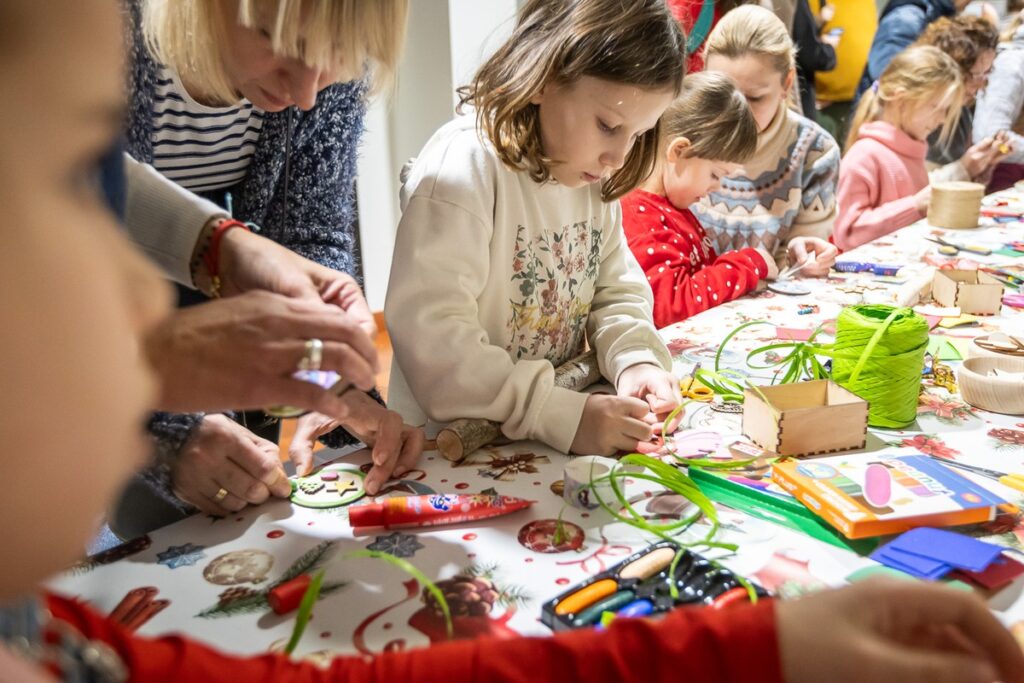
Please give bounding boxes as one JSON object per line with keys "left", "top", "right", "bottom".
{"left": 47, "top": 592, "right": 781, "bottom": 683}
{"left": 621, "top": 193, "right": 767, "bottom": 328}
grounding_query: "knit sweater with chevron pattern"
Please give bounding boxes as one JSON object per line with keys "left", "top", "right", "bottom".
{"left": 691, "top": 102, "right": 840, "bottom": 268}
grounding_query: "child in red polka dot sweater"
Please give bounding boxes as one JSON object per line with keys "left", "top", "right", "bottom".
{"left": 621, "top": 72, "right": 777, "bottom": 328}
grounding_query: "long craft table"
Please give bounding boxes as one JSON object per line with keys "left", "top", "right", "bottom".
{"left": 51, "top": 199, "right": 1024, "bottom": 659}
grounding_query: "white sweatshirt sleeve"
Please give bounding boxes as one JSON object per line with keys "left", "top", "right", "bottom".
{"left": 587, "top": 201, "right": 672, "bottom": 383}
{"left": 123, "top": 154, "right": 227, "bottom": 286}
{"left": 385, "top": 194, "right": 588, "bottom": 453}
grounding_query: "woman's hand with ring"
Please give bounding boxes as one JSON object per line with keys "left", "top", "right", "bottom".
{"left": 170, "top": 414, "right": 291, "bottom": 516}
{"left": 145, "top": 290, "right": 379, "bottom": 418}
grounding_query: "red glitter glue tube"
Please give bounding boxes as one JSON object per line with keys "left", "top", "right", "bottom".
{"left": 348, "top": 494, "right": 532, "bottom": 530}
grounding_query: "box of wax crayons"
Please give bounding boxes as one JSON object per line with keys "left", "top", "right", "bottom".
{"left": 771, "top": 454, "right": 1006, "bottom": 539}
{"left": 540, "top": 541, "right": 768, "bottom": 632}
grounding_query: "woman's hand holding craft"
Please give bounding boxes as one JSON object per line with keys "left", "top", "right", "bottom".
{"left": 289, "top": 392, "right": 424, "bottom": 495}
{"left": 570, "top": 393, "right": 654, "bottom": 456}
{"left": 170, "top": 414, "right": 291, "bottom": 516}
{"left": 787, "top": 237, "right": 837, "bottom": 277}
{"left": 960, "top": 136, "right": 1009, "bottom": 182}
{"left": 215, "top": 228, "right": 377, "bottom": 338}
{"left": 144, "top": 290, "right": 379, "bottom": 414}
{"left": 777, "top": 579, "right": 1024, "bottom": 683}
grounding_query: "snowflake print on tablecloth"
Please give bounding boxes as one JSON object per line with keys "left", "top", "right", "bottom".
{"left": 507, "top": 221, "right": 599, "bottom": 365}
{"left": 917, "top": 390, "right": 976, "bottom": 424}
{"left": 888, "top": 434, "right": 961, "bottom": 459}
{"left": 366, "top": 532, "right": 425, "bottom": 559}
{"left": 157, "top": 543, "right": 206, "bottom": 569}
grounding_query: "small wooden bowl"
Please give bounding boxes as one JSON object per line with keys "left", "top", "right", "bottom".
{"left": 958, "top": 357, "right": 1024, "bottom": 415}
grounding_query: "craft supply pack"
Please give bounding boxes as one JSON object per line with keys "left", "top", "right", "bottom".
{"left": 771, "top": 454, "right": 1007, "bottom": 539}
{"left": 688, "top": 464, "right": 878, "bottom": 554}
{"left": 540, "top": 541, "right": 768, "bottom": 632}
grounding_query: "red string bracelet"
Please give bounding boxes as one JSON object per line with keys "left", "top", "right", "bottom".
{"left": 202, "top": 218, "right": 249, "bottom": 298}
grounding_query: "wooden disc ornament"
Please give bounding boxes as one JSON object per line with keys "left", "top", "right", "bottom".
{"left": 290, "top": 464, "right": 366, "bottom": 508}
{"left": 768, "top": 280, "right": 812, "bottom": 296}
{"left": 928, "top": 181, "right": 985, "bottom": 229}
{"left": 202, "top": 549, "right": 275, "bottom": 586}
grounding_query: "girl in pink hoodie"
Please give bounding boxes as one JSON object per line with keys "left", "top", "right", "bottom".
{"left": 835, "top": 46, "right": 965, "bottom": 250}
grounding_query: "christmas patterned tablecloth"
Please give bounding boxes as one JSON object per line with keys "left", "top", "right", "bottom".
{"left": 50, "top": 203, "right": 1024, "bottom": 661}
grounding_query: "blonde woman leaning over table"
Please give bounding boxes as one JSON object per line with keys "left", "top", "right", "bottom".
{"left": 113, "top": 0, "right": 420, "bottom": 538}
{"left": 2, "top": 1, "right": 1022, "bottom": 681}
{"left": 696, "top": 5, "right": 839, "bottom": 277}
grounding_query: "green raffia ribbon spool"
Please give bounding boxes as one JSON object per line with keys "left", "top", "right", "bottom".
{"left": 830, "top": 304, "right": 929, "bottom": 429}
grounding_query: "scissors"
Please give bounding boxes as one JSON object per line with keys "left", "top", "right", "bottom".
{"left": 927, "top": 455, "right": 1024, "bottom": 494}
{"left": 924, "top": 236, "right": 992, "bottom": 256}
{"left": 777, "top": 251, "right": 816, "bottom": 281}
{"left": 680, "top": 364, "right": 714, "bottom": 402}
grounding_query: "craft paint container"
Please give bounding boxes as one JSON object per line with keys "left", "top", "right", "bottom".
{"left": 670, "top": 556, "right": 738, "bottom": 604}
{"left": 563, "top": 456, "right": 618, "bottom": 510}
{"left": 541, "top": 541, "right": 769, "bottom": 632}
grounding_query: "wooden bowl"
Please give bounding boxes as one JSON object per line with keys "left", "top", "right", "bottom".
{"left": 958, "top": 357, "right": 1024, "bottom": 415}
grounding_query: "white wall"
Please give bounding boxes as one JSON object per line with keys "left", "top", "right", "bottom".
{"left": 356, "top": 0, "right": 519, "bottom": 311}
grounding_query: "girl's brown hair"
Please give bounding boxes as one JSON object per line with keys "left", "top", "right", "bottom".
{"left": 661, "top": 71, "right": 758, "bottom": 164}
{"left": 845, "top": 45, "right": 964, "bottom": 151}
{"left": 457, "top": 0, "right": 686, "bottom": 201}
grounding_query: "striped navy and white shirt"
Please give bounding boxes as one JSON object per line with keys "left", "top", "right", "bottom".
{"left": 151, "top": 66, "right": 265, "bottom": 193}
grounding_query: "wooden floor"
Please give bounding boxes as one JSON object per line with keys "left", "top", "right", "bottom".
{"left": 278, "top": 312, "right": 392, "bottom": 457}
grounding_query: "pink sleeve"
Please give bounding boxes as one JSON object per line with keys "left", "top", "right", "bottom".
{"left": 834, "top": 158, "right": 923, "bottom": 251}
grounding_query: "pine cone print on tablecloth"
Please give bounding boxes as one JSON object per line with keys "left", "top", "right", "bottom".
{"left": 423, "top": 575, "right": 500, "bottom": 618}
{"left": 217, "top": 586, "right": 259, "bottom": 607}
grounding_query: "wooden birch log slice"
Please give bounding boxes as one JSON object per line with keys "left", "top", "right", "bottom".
{"left": 436, "top": 350, "right": 603, "bottom": 462}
